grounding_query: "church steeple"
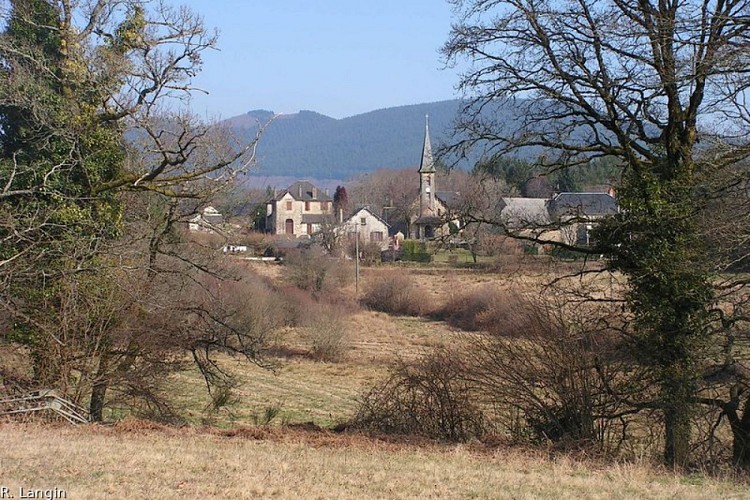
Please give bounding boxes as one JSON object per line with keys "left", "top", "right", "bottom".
{"left": 418, "top": 115, "right": 437, "bottom": 219}
{"left": 419, "top": 115, "right": 436, "bottom": 173}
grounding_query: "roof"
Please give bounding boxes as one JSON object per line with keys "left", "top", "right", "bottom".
{"left": 344, "top": 206, "right": 390, "bottom": 228}
{"left": 549, "top": 192, "right": 618, "bottom": 218}
{"left": 435, "top": 191, "right": 461, "bottom": 209}
{"left": 301, "top": 214, "right": 334, "bottom": 224}
{"left": 501, "top": 197, "right": 550, "bottom": 226}
{"left": 418, "top": 116, "right": 436, "bottom": 174}
{"left": 414, "top": 215, "right": 443, "bottom": 225}
{"left": 274, "top": 181, "right": 332, "bottom": 202}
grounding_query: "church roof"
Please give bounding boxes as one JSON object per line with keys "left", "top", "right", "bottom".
{"left": 435, "top": 191, "right": 461, "bottom": 209}
{"left": 418, "top": 115, "right": 436, "bottom": 174}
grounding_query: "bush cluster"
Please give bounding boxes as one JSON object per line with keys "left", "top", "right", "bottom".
{"left": 359, "top": 272, "right": 428, "bottom": 316}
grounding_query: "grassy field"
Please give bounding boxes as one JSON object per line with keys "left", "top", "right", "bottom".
{"left": 2, "top": 423, "right": 748, "bottom": 499}
{"left": 162, "top": 310, "right": 459, "bottom": 427}
{"left": 3, "top": 258, "right": 747, "bottom": 498}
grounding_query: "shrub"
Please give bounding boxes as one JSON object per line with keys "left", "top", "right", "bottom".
{"left": 351, "top": 349, "right": 486, "bottom": 442}
{"left": 360, "top": 272, "right": 427, "bottom": 316}
{"left": 346, "top": 240, "right": 383, "bottom": 265}
{"left": 461, "top": 294, "right": 639, "bottom": 451}
{"left": 284, "top": 246, "right": 336, "bottom": 294}
{"left": 402, "top": 240, "right": 431, "bottom": 263}
{"left": 434, "top": 285, "right": 507, "bottom": 331}
{"left": 306, "top": 312, "right": 349, "bottom": 362}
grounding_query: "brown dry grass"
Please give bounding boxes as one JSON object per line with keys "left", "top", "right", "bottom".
{"left": 163, "top": 309, "right": 462, "bottom": 428}
{"left": 2, "top": 422, "right": 747, "bottom": 499}
{"left": 6, "top": 259, "right": 742, "bottom": 497}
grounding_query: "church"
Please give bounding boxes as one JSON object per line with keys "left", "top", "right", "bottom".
{"left": 408, "top": 117, "right": 461, "bottom": 240}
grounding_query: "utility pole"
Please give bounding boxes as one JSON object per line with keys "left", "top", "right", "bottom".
{"left": 355, "top": 218, "right": 365, "bottom": 295}
{"left": 355, "top": 222, "right": 360, "bottom": 295}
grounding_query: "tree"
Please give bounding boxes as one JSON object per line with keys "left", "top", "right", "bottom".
{"left": 348, "top": 168, "right": 418, "bottom": 234}
{"left": 445, "top": 0, "right": 750, "bottom": 467}
{"left": 333, "top": 185, "right": 349, "bottom": 221}
{"left": 0, "top": 1, "right": 261, "bottom": 420}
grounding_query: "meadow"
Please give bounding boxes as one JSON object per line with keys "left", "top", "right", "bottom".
{"left": 3, "top": 257, "right": 749, "bottom": 498}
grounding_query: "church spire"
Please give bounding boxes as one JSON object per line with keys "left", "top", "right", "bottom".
{"left": 419, "top": 114, "right": 436, "bottom": 173}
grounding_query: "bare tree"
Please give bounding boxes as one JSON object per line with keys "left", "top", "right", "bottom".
{"left": 445, "top": 0, "right": 750, "bottom": 467}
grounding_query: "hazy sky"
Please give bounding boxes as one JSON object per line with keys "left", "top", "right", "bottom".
{"left": 181, "top": 0, "right": 461, "bottom": 120}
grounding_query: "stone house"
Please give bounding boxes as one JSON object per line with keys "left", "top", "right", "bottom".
{"left": 341, "top": 207, "right": 391, "bottom": 250}
{"left": 547, "top": 192, "right": 618, "bottom": 246}
{"left": 265, "top": 181, "right": 334, "bottom": 236}
{"left": 497, "top": 191, "right": 618, "bottom": 247}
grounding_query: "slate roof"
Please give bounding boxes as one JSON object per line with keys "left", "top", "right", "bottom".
{"left": 274, "top": 181, "right": 332, "bottom": 202}
{"left": 414, "top": 215, "right": 443, "bottom": 225}
{"left": 301, "top": 214, "right": 333, "bottom": 224}
{"left": 435, "top": 191, "right": 461, "bottom": 209}
{"left": 419, "top": 116, "right": 436, "bottom": 174}
{"left": 501, "top": 197, "right": 550, "bottom": 226}
{"left": 548, "top": 193, "right": 618, "bottom": 218}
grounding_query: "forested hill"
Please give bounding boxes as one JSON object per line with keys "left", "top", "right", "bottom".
{"left": 223, "top": 100, "right": 468, "bottom": 180}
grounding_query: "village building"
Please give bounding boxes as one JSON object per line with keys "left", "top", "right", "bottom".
{"left": 188, "top": 206, "right": 224, "bottom": 233}
{"left": 341, "top": 206, "right": 391, "bottom": 250}
{"left": 547, "top": 191, "right": 618, "bottom": 245}
{"left": 408, "top": 117, "right": 461, "bottom": 240}
{"left": 497, "top": 191, "right": 618, "bottom": 247}
{"left": 265, "top": 181, "right": 334, "bottom": 236}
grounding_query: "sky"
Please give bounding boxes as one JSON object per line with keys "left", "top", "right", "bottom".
{"left": 181, "top": 0, "right": 462, "bottom": 120}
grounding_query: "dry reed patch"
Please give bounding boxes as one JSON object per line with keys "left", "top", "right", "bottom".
{"left": 1, "top": 423, "right": 746, "bottom": 499}
{"left": 346, "top": 311, "right": 460, "bottom": 364}
{"left": 165, "top": 354, "right": 385, "bottom": 427}
{"left": 239, "top": 259, "right": 284, "bottom": 281}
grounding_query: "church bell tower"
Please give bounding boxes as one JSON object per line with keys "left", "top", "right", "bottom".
{"left": 419, "top": 115, "right": 436, "bottom": 218}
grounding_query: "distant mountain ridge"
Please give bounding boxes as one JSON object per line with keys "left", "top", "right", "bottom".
{"left": 224, "top": 100, "right": 468, "bottom": 181}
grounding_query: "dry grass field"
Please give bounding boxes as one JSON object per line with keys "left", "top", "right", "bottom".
{"left": 3, "top": 258, "right": 748, "bottom": 498}
{"left": 2, "top": 422, "right": 748, "bottom": 499}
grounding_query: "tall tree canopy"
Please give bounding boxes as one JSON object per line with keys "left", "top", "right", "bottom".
{"left": 0, "top": 0, "right": 260, "bottom": 420}
{"left": 445, "top": 0, "right": 750, "bottom": 467}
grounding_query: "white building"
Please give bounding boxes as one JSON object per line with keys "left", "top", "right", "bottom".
{"left": 341, "top": 207, "right": 391, "bottom": 250}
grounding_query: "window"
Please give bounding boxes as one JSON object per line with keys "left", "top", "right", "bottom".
{"left": 360, "top": 217, "right": 366, "bottom": 225}
{"left": 305, "top": 201, "right": 310, "bottom": 211}
{"left": 370, "top": 231, "right": 383, "bottom": 242}
{"left": 306, "top": 223, "right": 313, "bottom": 234}
{"left": 321, "top": 201, "right": 329, "bottom": 211}
{"left": 286, "top": 201, "right": 292, "bottom": 211}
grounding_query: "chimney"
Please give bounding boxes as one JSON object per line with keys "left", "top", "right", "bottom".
{"left": 298, "top": 185, "right": 302, "bottom": 198}
{"left": 325, "top": 188, "right": 329, "bottom": 197}
{"left": 313, "top": 187, "right": 317, "bottom": 199}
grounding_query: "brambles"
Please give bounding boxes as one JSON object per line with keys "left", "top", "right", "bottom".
{"left": 351, "top": 349, "right": 486, "bottom": 442}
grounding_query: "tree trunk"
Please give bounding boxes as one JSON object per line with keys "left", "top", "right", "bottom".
{"left": 664, "top": 402, "right": 692, "bottom": 468}
{"left": 662, "top": 354, "right": 696, "bottom": 468}
{"left": 728, "top": 395, "right": 750, "bottom": 468}
{"left": 89, "top": 351, "right": 111, "bottom": 422}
